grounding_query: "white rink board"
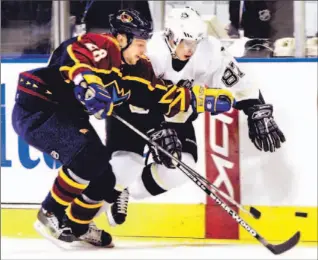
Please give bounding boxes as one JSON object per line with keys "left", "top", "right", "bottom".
{"left": 239, "top": 62, "right": 318, "bottom": 206}
{"left": 1, "top": 61, "right": 317, "bottom": 207}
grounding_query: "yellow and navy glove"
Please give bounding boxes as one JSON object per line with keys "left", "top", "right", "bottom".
{"left": 73, "top": 72, "right": 114, "bottom": 119}
{"left": 191, "top": 85, "right": 235, "bottom": 115}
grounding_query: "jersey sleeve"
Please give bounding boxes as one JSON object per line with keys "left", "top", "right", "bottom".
{"left": 116, "top": 59, "right": 190, "bottom": 117}
{"left": 204, "top": 37, "right": 260, "bottom": 102}
{"left": 58, "top": 33, "right": 122, "bottom": 85}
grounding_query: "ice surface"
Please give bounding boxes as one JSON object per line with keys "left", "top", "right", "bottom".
{"left": 2, "top": 237, "right": 317, "bottom": 259}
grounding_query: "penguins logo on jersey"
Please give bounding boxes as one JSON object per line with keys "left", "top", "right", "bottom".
{"left": 181, "top": 12, "right": 189, "bottom": 19}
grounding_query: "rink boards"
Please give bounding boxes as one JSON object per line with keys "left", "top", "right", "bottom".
{"left": 1, "top": 58, "right": 317, "bottom": 243}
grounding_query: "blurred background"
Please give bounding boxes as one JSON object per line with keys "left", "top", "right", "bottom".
{"left": 1, "top": 0, "right": 317, "bottom": 58}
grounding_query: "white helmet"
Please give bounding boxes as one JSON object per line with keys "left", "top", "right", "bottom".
{"left": 164, "top": 6, "right": 207, "bottom": 57}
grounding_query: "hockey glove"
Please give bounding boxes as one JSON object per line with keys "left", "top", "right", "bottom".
{"left": 147, "top": 123, "right": 182, "bottom": 169}
{"left": 74, "top": 82, "right": 114, "bottom": 119}
{"left": 247, "top": 104, "right": 286, "bottom": 152}
{"left": 191, "top": 85, "right": 235, "bottom": 115}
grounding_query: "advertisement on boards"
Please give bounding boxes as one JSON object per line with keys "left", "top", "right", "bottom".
{"left": 1, "top": 63, "right": 62, "bottom": 203}
{"left": 205, "top": 109, "right": 240, "bottom": 239}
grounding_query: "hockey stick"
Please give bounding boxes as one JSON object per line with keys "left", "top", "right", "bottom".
{"left": 144, "top": 135, "right": 259, "bottom": 219}
{"left": 112, "top": 112, "right": 300, "bottom": 255}
{"left": 177, "top": 165, "right": 261, "bottom": 219}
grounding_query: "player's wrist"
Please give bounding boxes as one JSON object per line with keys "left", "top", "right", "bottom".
{"left": 190, "top": 85, "right": 205, "bottom": 113}
{"left": 234, "top": 98, "right": 263, "bottom": 115}
{"left": 191, "top": 86, "right": 235, "bottom": 114}
{"left": 73, "top": 72, "right": 103, "bottom": 87}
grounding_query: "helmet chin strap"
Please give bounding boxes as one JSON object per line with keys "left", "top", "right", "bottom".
{"left": 120, "top": 33, "right": 134, "bottom": 64}
{"left": 164, "top": 35, "right": 181, "bottom": 60}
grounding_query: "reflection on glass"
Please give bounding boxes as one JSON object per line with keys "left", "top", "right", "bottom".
{"left": 163, "top": 1, "right": 317, "bottom": 58}
{"left": 1, "top": 1, "right": 53, "bottom": 57}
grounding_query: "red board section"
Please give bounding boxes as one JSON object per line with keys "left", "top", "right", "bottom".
{"left": 205, "top": 109, "right": 240, "bottom": 239}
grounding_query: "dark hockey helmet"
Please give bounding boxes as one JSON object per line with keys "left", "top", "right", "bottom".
{"left": 109, "top": 9, "right": 153, "bottom": 50}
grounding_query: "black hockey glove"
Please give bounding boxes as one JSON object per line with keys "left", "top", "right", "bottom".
{"left": 247, "top": 104, "right": 286, "bottom": 152}
{"left": 147, "top": 123, "right": 182, "bottom": 169}
{"left": 177, "top": 79, "right": 194, "bottom": 89}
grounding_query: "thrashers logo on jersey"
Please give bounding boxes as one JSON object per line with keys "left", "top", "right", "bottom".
{"left": 104, "top": 80, "right": 131, "bottom": 106}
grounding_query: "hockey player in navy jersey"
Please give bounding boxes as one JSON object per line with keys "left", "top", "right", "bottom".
{"left": 12, "top": 8, "right": 235, "bottom": 247}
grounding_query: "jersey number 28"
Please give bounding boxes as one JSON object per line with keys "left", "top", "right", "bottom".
{"left": 84, "top": 43, "right": 107, "bottom": 62}
{"left": 222, "top": 61, "right": 245, "bottom": 87}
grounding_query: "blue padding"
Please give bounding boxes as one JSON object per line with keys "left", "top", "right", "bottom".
{"left": 1, "top": 55, "right": 317, "bottom": 64}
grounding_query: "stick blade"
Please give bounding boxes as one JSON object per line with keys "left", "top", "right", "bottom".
{"left": 266, "top": 231, "right": 301, "bottom": 255}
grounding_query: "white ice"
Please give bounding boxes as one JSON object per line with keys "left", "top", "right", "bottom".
{"left": 1, "top": 237, "right": 317, "bottom": 260}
